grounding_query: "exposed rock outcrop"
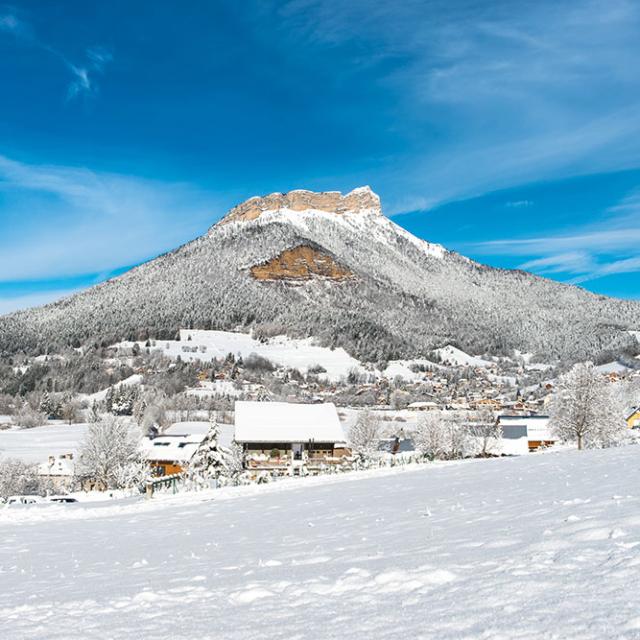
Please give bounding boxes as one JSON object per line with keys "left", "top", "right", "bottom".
{"left": 218, "top": 186, "right": 381, "bottom": 226}
{"left": 250, "top": 245, "right": 354, "bottom": 281}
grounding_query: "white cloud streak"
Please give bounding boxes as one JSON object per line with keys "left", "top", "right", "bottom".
{"left": 0, "top": 7, "right": 111, "bottom": 100}
{"left": 471, "top": 188, "right": 640, "bottom": 284}
{"left": 0, "top": 154, "right": 224, "bottom": 282}
{"left": 272, "top": 0, "right": 640, "bottom": 211}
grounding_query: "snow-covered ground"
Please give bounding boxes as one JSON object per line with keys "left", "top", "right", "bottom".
{"left": 433, "top": 345, "right": 493, "bottom": 368}
{"left": 0, "top": 423, "right": 88, "bottom": 462}
{"left": 115, "top": 329, "right": 365, "bottom": 380}
{"left": 2, "top": 446, "right": 640, "bottom": 638}
{"left": 115, "top": 330, "right": 460, "bottom": 382}
{"left": 81, "top": 374, "right": 144, "bottom": 403}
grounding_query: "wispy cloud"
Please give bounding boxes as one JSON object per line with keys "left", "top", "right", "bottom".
{"left": 0, "top": 154, "right": 224, "bottom": 282}
{"left": 0, "top": 7, "right": 112, "bottom": 100}
{"left": 470, "top": 188, "right": 640, "bottom": 284}
{"left": 271, "top": 0, "right": 640, "bottom": 210}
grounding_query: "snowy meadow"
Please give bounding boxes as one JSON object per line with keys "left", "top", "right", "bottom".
{"left": 2, "top": 446, "right": 640, "bottom": 639}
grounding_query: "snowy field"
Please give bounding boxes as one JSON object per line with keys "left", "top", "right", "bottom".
{"left": 2, "top": 446, "right": 640, "bottom": 639}
{"left": 0, "top": 424, "right": 88, "bottom": 462}
{"left": 115, "top": 329, "right": 492, "bottom": 381}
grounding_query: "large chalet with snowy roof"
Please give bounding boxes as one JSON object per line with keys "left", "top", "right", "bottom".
{"left": 234, "top": 401, "right": 350, "bottom": 474}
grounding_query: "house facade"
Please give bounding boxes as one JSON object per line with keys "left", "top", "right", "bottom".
{"left": 234, "top": 401, "right": 349, "bottom": 475}
{"left": 37, "top": 453, "right": 75, "bottom": 492}
{"left": 498, "top": 415, "right": 555, "bottom": 454}
{"left": 626, "top": 407, "right": 640, "bottom": 429}
{"left": 141, "top": 433, "right": 205, "bottom": 477}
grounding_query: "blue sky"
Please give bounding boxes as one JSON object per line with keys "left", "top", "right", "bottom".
{"left": 1, "top": 0, "right": 640, "bottom": 314}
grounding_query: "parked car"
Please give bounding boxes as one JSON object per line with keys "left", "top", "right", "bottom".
{"left": 6, "top": 495, "right": 40, "bottom": 506}
{"left": 48, "top": 496, "right": 78, "bottom": 504}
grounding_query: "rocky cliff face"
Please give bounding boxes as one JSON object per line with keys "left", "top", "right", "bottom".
{"left": 250, "top": 245, "right": 354, "bottom": 281}
{"left": 217, "top": 186, "right": 381, "bottom": 226}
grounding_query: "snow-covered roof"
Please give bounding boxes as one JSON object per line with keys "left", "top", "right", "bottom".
{"left": 596, "top": 361, "right": 632, "bottom": 375}
{"left": 38, "top": 456, "right": 75, "bottom": 477}
{"left": 164, "top": 422, "right": 211, "bottom": 436}
{"left": 498, "top": 415, "right": 549, "bottom": 424}
{"left": 164, "top": 422, "right": 236, "bottom": 448}
{"left": 234, "top": 401, "right": 345, "bottom": 444}
{"left": 141, "top": 434, "right": 205, "bottom": 463}
{"left": 498, "top": 415, "right": 553, "bottom": 440}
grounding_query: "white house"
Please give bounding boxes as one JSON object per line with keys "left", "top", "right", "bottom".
{"left": 498, "top": 415, "right": 555, "bottom": 454}
{"left": 38, "top": 453, "right": 75, "bottom": 492}
{"left": 234, "top": 401, "right": 349, "bottom": 473}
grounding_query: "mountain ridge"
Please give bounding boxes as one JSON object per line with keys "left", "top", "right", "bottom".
{"left": 0, "top": 187, "right": 638, "bottom": 363}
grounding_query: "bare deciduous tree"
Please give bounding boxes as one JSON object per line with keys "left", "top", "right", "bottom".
{"left": 550, "top": 362, "right": 626, "bottom": 450}
{"left": 468, "top": 409, "right": 501, "bottom": 457}
{"left": 77, "top": 415, "right": 143, "bottom": 489}
{"left": 348, "top": 410, "right": 382, "bottom": 460}
{"left": 0, "top": 458, "right": 42, "bottom": 499}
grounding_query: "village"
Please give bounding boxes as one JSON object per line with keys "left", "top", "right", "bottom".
{"left": 1, "top": 329, "right": 639, "bottom": 503}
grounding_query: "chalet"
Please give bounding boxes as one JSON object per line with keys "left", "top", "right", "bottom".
{"left": 234, "top": 401, "right": 349, "bottom": 475}
{"left": 472, "top": 398, "right": 503, "bottom": 411}
{"left": 626, "top": 407, "right": 640, "bottom": 429}
{"left": 142, "top": 432, "right": 205, "bottom": 477}
{"left": 498, "top": 415, "right": 555, "bottom": 454}
{"left": 142, "top": 421, "right": 235, "bottom": 477}
{"left": 37, "top": 453, "right": 75, "bottom": 492}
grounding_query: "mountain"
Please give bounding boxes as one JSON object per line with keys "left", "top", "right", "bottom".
{"left": 1, "top": 186, "right": 638, "bottom": 363}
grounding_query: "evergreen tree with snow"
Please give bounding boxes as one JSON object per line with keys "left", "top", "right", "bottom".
{"left": 550, "top": 362, "right": 626, "bottom": 449}
{"left": 188, "top": 418, "right": 231, "bottom": 487}
{"left": 39, "top": 391, "right": 56, "bottom": 420}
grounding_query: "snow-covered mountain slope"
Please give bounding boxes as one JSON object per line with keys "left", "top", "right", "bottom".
{"left": 1, "top": 186, "right": 638, "bottom": 362}
{"left": 2, "top": 446, "right": 640, "bottom": 639}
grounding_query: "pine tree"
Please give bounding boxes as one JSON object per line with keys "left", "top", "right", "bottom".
{"left": 39, "top": 391, "right": 55, "bottom": 420}
{"left": 188, "top": 418, "right": 231, "bottom": 487}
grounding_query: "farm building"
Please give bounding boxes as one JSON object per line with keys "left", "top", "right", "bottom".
{"left": 498, "top": 415, "right": 555, "bottom": 454}
{"left": 234, "top": 401, "right": 349, "bottom": 474}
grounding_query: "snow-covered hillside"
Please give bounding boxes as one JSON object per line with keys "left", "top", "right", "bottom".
{"left": 1, "top": 187, "right": 638, "bottom": 363}
{"left": 119, "top": 329, "right": 364, "bottom": 380}
{"left": 2, "top": 446, "right": 640, "bottom": 639}
{"left": 433, "top": 345, "right": 493, "bottom": 368}
{"left": 0, "top": 423, "right": 89, "bottom": 462}
{"left": 117, "top": 329, "right": 448, "bottom": 381}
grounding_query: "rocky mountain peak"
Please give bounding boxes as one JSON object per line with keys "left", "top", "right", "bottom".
{"left": 217, "top": 186, "right": 382, "bottom": 226}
